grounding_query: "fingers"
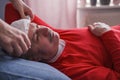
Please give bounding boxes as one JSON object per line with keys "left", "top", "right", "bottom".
{"left": 8, "top": 34, "right": 31, "bottom": 57}
{"left": 19, "top": 10, "right": 26, "bottom": 19}
{"left": 20, "top": 10, "right": 34, "bottom": 20}
{"left": 1, "top": 41, "right": 22, "bottom": 57}
{"left": 18, "top": 8, "right": 32, "bottom": 19}
{"left": 88, "top": 22, "right": 111, "bottom": 36}
{"left": 22, "top": 34, "right": 31, "bottom": 48}
{"left": 11, "top": 38, "right": 30, "bottom": 57}
{"left": 11, "top": 0, "right": 34, "bottom": 20}
{"left": 20, "top": 6, "right": 34, "bottom": 20}
{"left": 26, "top": 10, "right": 34, "bottom": 20}
{"left": 24, "top": 3, "right": 34, "bottom": 20}
{"left": 12, "top": 42, "right": 23, "bottom": 57}
{"left": 88, "top": 25, "right": 94, "bottom": 31}
{"left": 17, "top": 34, "right": 31, "bottom": 56}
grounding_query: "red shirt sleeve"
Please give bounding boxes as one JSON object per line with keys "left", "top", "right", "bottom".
{"left": 101, "top": 30, "right": 120, "bottom": 73}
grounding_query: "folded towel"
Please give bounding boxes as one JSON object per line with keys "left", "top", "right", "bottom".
{"left": 11, "top": 16, "right": 31, "bottom": 34}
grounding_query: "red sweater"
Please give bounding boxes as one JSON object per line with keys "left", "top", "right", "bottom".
{"left": 49, "top": 28, "right": 120, "bottom": 80}
{"left": 5, "top": 3, "right": 120, "bottom": 80}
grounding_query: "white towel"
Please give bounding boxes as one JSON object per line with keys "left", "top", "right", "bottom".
{"left": 11, "top": 16, "right": 31, "bottom": 34}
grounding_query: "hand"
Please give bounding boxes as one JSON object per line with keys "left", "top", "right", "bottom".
{"left": 21, "top": 23, "right": 42, "bottom": 61}
{"left": 0, "top": 19, "right": 31, "bottom": 57}
{"left": 21, "top": 49, "right": 43, "bottom": 61}
{"left": 88, "top": 22, "right": 111, "bottom": 36}
{"left": 10, "top": 0, "right": 34, "bottom": 20}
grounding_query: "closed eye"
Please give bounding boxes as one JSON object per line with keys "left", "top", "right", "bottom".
{"left": 32, "top": 32, "right": 39, "bottom": 43}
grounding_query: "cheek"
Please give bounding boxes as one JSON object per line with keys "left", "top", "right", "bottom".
{"left": 28, "top": 30, "right": 33, "bottom": 40}
{"left": 28, "top": 25, "right": 37, "bottom": 40}
{"left": 38, "top": 38, "right": 59, "bottom": 54}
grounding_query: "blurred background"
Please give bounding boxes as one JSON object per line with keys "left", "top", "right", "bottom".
{"left": 0, "top": 0, "right": 120, "bottom": 29}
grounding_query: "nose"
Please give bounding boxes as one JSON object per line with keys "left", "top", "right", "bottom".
{"left": 36, "top": 26, "right": 50, "bottom": 36}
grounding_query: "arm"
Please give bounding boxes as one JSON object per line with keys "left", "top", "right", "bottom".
{"left": 66, "top": 66, "right": 120, "bottom": 80}
{"left": 9, "top": 0, "right": 34, "bottom": 19}
{"left": 101, "top": 30, "right": 120, "bottom": 73}
{"left": 0, "top": 19, "right": 31, "bottom": 57}
{"left": 89, "top": 22, "right": 120, "bottom": 73}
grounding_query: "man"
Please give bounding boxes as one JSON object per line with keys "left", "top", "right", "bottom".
{"left": 10, "top": 17, "right": 120, "bottom": 80}
{"left": 0, "top": 1, "right": 70, "bottom": 80}
{"left": 5, "top": 3, "right": 120, "bottom": 80}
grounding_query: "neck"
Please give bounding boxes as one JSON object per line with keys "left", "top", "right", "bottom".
{"left": 48, "top": 39, "right": 66, "bottom": 63}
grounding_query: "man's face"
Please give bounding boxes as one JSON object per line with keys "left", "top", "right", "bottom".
{"left": 23, "top": 23, "right": 60, "bottom": 62}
